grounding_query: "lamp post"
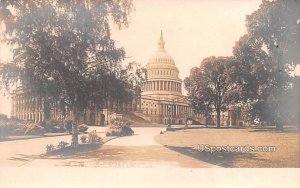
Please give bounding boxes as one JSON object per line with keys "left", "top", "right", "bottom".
{"left": 185, "top": 108, "right": 188, "bottom": 128}
{"left": 168, "top": 104, "right": 171, "bottom": 128}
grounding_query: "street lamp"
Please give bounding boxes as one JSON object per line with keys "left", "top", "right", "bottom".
{"left": 168, "top": 104, "right": 171, "bottom": 128}
{"left": 185, "top": 108, "right": 188, "bottom": 128}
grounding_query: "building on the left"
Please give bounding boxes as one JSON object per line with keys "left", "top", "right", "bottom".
{"left": 10, "top": 85, "right": 137, "bottom": 126}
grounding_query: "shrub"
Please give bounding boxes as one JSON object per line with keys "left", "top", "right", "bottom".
{"left": 111, "top": 118, "right": 131, "bottom": 129}
{"left": 80, "top": 135, "right": 88, "bottom": 143}
{"left": 64, "top": 120, "right": 75, "bottom": 133}
{"left": 105, "top": 130, "right": 117, "bottom": 137}
{"left": 46, "top": 144, "right": 55, "bottom": 153}
{"left": 0, "top": 114, "right": 8, "bottom": 121}
{"left": 105, "top": 118, "right": 134, "bottom": 137}
{"left": 121, "top": 126, "right": 134, "bottom": 136}
{"left": 46, "top": 141, "right": 70, "bottom": 154}
{"left": 0, "top": 120, "right": 24, "bottom": 138}
{"left": 78, "top": 124, "right": 88, "bottom": 133}
{"left": 40, "top": 120, "right": 65, "bottom": 133}
{"left": 8, "top": 122, "right": 44, "bottom": 135}
{"left": 0, "top": 121, "right": 45, "bottom": 137}
{"left": 12, "top": 128, "right": 25, "bottom": 135}
{"left": 57, "top": 141, "right": 69, "bottom": 149}
{"left": 88, "top": 130, "right": 102, "bottom": 144}
{"left": 23, "top": 123, "right": 44, "bottom": 135}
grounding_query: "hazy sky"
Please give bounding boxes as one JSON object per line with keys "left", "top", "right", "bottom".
{"left": 0, "top": 0, "right": 298, "bottom": 116}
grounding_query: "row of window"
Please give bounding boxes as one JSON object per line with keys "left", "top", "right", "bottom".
{"left": 141, "top": 102, "right": 157, "bottom": 107}
{"left": 14, "top": 113, "right": 44, "bottom": 122}
{"left": 143, "top": 81, "right": 182, "bottom": 92}
{"left": 151, "top": 57, "right": 173, "bottom": 63}
{"left": 148, "top": 69, "right": 178, "bottom": 77}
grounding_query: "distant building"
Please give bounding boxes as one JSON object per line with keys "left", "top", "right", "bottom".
{"left": 10, "top": 86, "right": 135, "bottom": 126}
{"left": 294, "top": 76, "right": 300, "bottom": 125}
{"left": 11, "top": 86, "right": 45, "bottom": 122}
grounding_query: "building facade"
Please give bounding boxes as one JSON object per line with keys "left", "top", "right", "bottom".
{"left": 10, "top": 86, "right": 135, "bottom": 126}
{"left": 11, "top": 86, "right": 46, "bottom": 122}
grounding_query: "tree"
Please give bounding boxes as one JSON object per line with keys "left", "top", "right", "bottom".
{"left": 124, "top": 62, "right": 147, "bottom": 111}
{"left": 243, "top": 0, "right": 300, "bottom": 129}
{"left": 230, "top": 34, "right": 272, "bottom": 124}
{"left": 0, "top": 113, "right": 8, "bottom": 121}
{"left": 184, "top": 67, "right": 213, "bottom": 126}
{"left": 0, "top": 0, "right": 134, "bottom": 145}
{"left": 246, "top": 0, "right": 300, "bottom": 68}
{"left": 104, "top": 61, "right": 146, "bottom": 112}
{"left": 185, "top": 56, "right": 236, "bottom": 128}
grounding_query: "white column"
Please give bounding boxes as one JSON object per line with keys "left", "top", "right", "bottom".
{"left": 165, "top": 104, "right": 167, "bottom": 116}
{"left": 152, "top": 81, "right": 154, "bottom": 90}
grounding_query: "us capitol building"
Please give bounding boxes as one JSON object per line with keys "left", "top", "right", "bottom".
{"left": 139, "top": 31, "right": 192, "bottom": 124}
{"left": 10, "top": 31, "right": 244, "bottom": 126}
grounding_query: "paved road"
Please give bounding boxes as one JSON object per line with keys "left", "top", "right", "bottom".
{"left": 106, "top": 127, "right": 164, "bottom": 146}
{"left": 0, "top": 126, "right": 219, "bottom": 168}
{"left": 0, "top": 126, "right": 106, "bottom": 167}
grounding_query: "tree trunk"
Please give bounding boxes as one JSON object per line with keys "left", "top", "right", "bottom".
{"left": 71, "top": 109, "right": 79, "bottom": 148}
{"left": 216, "top": 109, "right": 221, "bottom": 128}
{"left": 43, "top": 97, "right": 51, "bottom": 121}
{"left": 205, "top": 113, "right": 209, "bottom": 127}
{"left": 275, "top": 120, "right": 283, "bottom": 131}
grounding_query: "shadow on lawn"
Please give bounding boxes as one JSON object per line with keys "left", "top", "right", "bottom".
{"left": 173, "top": 126, "right": 300, "bottom": 134}
{"left": 8, "top": 144, "right": 103, "bottom": 163}
{"left": 248, "top": 126, "right": 300, "bottom": 133}
{"left": 46, "top": 144, "right": 102, "bottom": 157}
{"left": 0, "top": 135, "right": 43, "bottom": 142}
{"left": 164, "top": 145, "right": 268, "bottom": 168}
{"left": 8, "top": 136, "right": 120, "bottom": 163}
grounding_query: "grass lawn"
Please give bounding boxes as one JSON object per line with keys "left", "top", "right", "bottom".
{"left": 0, "top": 135, "right": 43, "bottom": 142}
{"left": 155, "top": 126, "right": 300, "bottom": 168}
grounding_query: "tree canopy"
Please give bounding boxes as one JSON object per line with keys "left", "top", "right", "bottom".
{"left": 185, "top": 56, "right": 236, "bottom": 128}
{"left": 242, "top": 0, "right": 300, "bottom": 128}
{"left": 0, "top": 0, "right": 140, "bottom": 121}
{"left": 246, "top": 0, "right": 300, "bottom": 69}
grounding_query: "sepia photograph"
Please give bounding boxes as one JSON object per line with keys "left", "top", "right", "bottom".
{"left": 0, "top": 0, "right": 299, "bottom": 187}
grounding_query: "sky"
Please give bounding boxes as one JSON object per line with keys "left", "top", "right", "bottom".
{"left": 0, "top": 0, "right": 299, "bottom": 116}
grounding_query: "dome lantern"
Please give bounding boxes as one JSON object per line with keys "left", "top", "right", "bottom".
{"left": 158, "top": 30, "right": 166, "bottom": 52}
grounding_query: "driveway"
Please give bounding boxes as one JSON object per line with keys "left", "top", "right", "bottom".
{"left": 0, "top": 126, "right": 106, "bottom": 167}
{"left": 105, "top": 127, "right": 164, "bottom": 146}
{"left": 0, "top": 126, "right": 220, "bottom": 168}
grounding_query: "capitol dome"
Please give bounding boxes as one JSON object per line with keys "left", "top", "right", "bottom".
{"left": 146, "top": 31, "right": 179, "bottom": 76}
{"left": 142, "top": 31, "right": 183, "bottom": 98}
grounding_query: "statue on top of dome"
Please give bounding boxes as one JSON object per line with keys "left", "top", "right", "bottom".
{"left": 158, "top": 30, "right": 166, "bottom": 51}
